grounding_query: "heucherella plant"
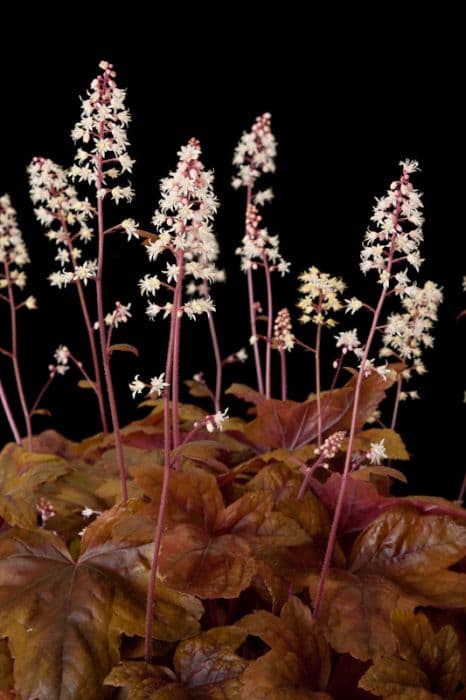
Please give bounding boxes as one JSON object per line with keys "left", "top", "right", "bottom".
{"left": 1, "top": 64, "right": 466, "bottom": 699}
{"left": 0, "top": 194, "right": 36, "bottom": 449}
{"left": 70, "top": 60, "right": 137, "bottom": 503}
{"left": 27, "top": 157, "right": 108, "bottom": 432}
{"left": 233, "top": 113, "right": 289, "bottom": 399}
{"left": 311, "top": 159, "right": 439, "bottom": 618}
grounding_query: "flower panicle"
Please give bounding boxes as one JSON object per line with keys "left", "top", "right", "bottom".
{"left": 70, "top": 60, "right": 134, "bottom": 205}
{"left": 232, "top": 112, "right": 277, "bottom": 190}
{"left": 297, "top": 266, "right": 346, "bottom": 327}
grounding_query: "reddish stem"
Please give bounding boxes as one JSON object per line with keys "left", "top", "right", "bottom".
{"left": 390, "top": 374, "right": 403, "bottom": 430}
{"left": 0, "top": 379, "right": 21, "bottom": 444}
{"left": 59, "top": 213, "right": 108, "bottom": 433}
{"left": 30, "top": 372, "right": 56, "bottom": 414}
{"left": 245, "top": 184, "right": 264, "bottom": 394}
{"left": 144, "top": 275, "right": 178, "bottom": 662}
{"left": 207, "top": 312, "right": 222, "bottom": 412}
{"left": 171, "top": 252, "right": 184, "bottom": 450}
{"left": 279, "top": 348, "right": 287, "bottom": 401}
{"left": 4, "top": 260, "right": 32, "bottom": 450}
{"left": 263, "top": 253, "right": 274, "bottom": 399}
{"left": 312, "top": 190, "right": 402, "bottom": 620}
{"left": 315, "top": 318, "right": 323, "bottom": 448}
{"left": 95, "top": 149, "right": 127, "bottom": 504}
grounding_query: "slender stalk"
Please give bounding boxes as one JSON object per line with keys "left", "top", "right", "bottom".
{"left": 144, "top": 285, "right": 177, "bottom": 662}
{"left": 390, "top": 374, "right": 403, "bottom": 430}
{"left": 95, "top": 150, "right": 127, "bottom": 503}
{"left": 247, "top": 268, "right": 264, "bottom": 394}
{"left": 30, "top": 372, "right": 56, "bottom": 413}
{"left": 330, "top": 352, "right": 344, "bottom": 390}
{"left": 245, "top": 184, "right": 264, "bottom": 394}
{"left": 171, "top": 252, "right": 184, "bottom": 450}
{"left": 315, "top": 318, "right": 323, "bottom": 448}
{"left": 312, "top": 217, "right": 400, "bottom": 620}
{"left": 457, "top": 472, "right": 466, "bottom": 506}
{"left": 263, "top": 255, "right": 274, "bottom": 399}
{"left": 279, "top": 349, "right": 287, "bottom": 401}
{"left": 59, "top": 213, "right": 108, "bottom": 432}
{"left": 0, "top": 379, "right": 21, "bottom": 444}
{"left": 207, "top": 312, "right": 222, "bottom": 412}
{"left": 4, "top": 261, "right": 32, "bottom": 450}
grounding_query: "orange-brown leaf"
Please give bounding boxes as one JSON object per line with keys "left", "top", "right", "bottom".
{"left": 350, "top": 506, "right": 466, "bottom": 606}
{"left": 308, "top": 570, "right": 415, "bottom": 661}
{"left": 159, "top": 524, "right": 254, "bottom": 598}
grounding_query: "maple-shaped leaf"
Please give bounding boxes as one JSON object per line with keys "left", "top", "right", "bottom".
{"left": 0, "top": 443, "right": 69, "bottom": 528}
{"left": 134, "top": 464, "right": 310, "bottom": 598}
{"left": 243, "top": 388, "right": 353, "bottom": 451}
{"left": 308, "top": 569, "right": 415, "bottom": 661}
{"left": 350, "top": 427, "right": 409, "bottom": 461}
{"left": 246, "top": 461, "right": 346, "bottom": 571}
{"left": 239, "top": 596, "right": 332, "bottom": 699}
{"left": 106, "top": 627, "right": 248, "bottom": 699}
{"left": 350, "top": 506, "right": 466, "bottom": 607}
{"left": 310, "top": 472, "right": 466, "bottom": 534}
{"left": 0, "top": 501, "right": 203, "bottom": 700}
{"left": 330, "top": 366, "right": 400, "bottom": 434}
{"left": 359, "top": 609, "right": 463, "bottom": 698}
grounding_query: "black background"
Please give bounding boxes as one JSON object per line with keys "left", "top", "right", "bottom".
{"left": 0, "top": 17, "right": 464, "bottom": 498}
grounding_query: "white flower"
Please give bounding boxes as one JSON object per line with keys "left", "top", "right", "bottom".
{"left": 54, "top": 345, "right": 70, "bottom": 365}
{"left": 206, "top": 408, "right": 229, "bottom": 433}
{"left": 129, "top": 374, "right": 146, "bottom": 399}
{"left": 149, "top": 373, "right": 169, "bottom": 397}
{"left": 120, "top": 218, "right": 139, "bottom": 240}
{"left": 335, "top": 329, "right": 360, "bottom": 353}
{"left": 139, "top": 274, "right": 161, "bottom": 296}
{"left": 366, "top": 439, "right": 387, "bottom": 464}
{"left": 163, "top": 263, "right": 179, "bottom": 283}
{"left": 25, "top": 295, "right": 37, "bottom": 310}
{"left": 232, "top": 113, "right": 277, "bottom": 188}
{"left": 236, "top": 348, "right": 248, "bottom": 362}
{"left": 81, "top": 506, "right": 100, "bottom": 518}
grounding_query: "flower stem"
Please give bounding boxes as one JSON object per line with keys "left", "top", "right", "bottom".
{"left": 4, "top": 260, "right": 32, "bottom": 450}
{"left": 312, "top": 204, "right": 401, "bottom": 620}
{"left": 95, "top": 153, "right": 127, "bottom": 504}
{"left": 263, "top": 254, "right": 274, "bottom": 399}
{"left": 60, "top": 214, "right": 108, "bottom": 433}
{"left": 315, "top": 319, "right": 323, "bottom": 448}
{"left": 390, "top": 374, "right": 403, "bottom": 430}
{"left": 0, "top": 379, "right": 20, "bottom": 444}
{"left": 279, "top": 348, "right": 287, "bottom": 401}
{"left": 171, "top": 252, "right": 184, "bottom": 450}
{"left": 207, "top": 312, "right": 222, "bottom": 412}
{"left": 245, "top": 184, "right": 264, "bottom": 394}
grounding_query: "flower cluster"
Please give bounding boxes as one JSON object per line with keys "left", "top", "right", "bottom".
{"left": 232, "top": 112, "right": 277, "bottom": 191}
{"left": 315, "top": 430, "right": 346, "bottom": 459}
{"left": 235, "top": 203, "right": 289, "bottom": 275}
{"left": 142, "top": 138, "right": 220, "bottom": 321}
{"left": 297, "top": 266, "right": 345, "bottom": 326}
{"left": 70, "top": 60, "right": 134, "bottom": 204}
{"left": 273, "top": 308, "right": 295, "bottom": 351}
{"left": 360, "top": 159, "right": 424, "bottom": 290}
{"left": 381, "top": 280, "right": 443, "bottom": 389}
{"left": 335, "top": 328, "right": 361, "bottom": 355}
{"left": 129, "top": 373, "right": 168, "bottom": 399}
{"left": 104, "top": 301, "right": 132, "bottom": 328}
{"left": 48, "top": 345, "right": 70, "bottom": 376}
{"left": 0, "top": 194, "right": 31, "bottom": 291}
{"left": 28, "top": 157, "right": 99, "bottom": 289}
